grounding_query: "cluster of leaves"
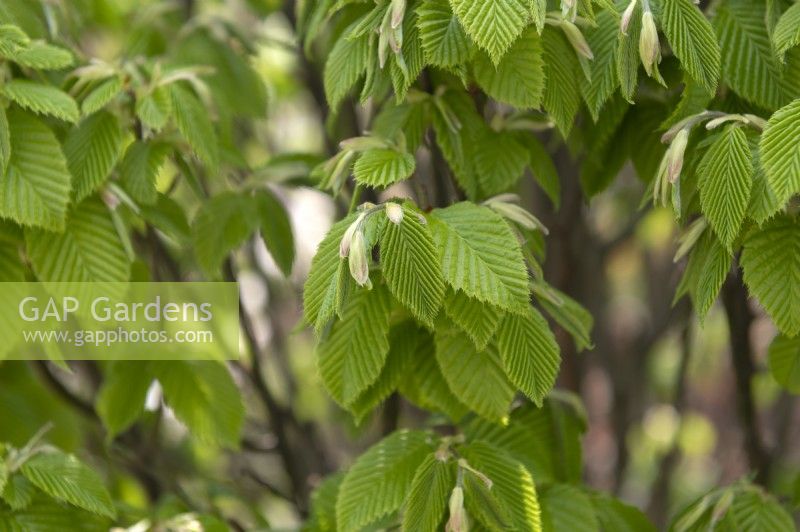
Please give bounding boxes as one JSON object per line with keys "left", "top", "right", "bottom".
{"left": 0, "top": 430, "right": 228, "bottom": 531}
{"left": 0, "top": 1, "right": 286, "bottom": 526}
{"left": 300, "top": 0, "right": 800, "bottom": 529}
{"left": 0, "top": 429, "right": 115, "bottom": 529}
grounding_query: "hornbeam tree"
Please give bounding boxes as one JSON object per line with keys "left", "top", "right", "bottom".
{"left": 0, "top": 0, "right": 798, "bottom": 530}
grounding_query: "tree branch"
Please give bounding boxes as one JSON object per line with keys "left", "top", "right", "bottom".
{"left": 722, "top": 272, "right": 770, "bottom": 485}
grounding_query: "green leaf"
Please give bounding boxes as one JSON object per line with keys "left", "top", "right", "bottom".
{"left": 417, "top": 0, "right": 472, "bottom": 67}
{"left": 581, "top": 10, "right": 619, "bottom": 121}
{"left": 1, "top": 109, "right": 71, "bottom": 230}
{"left": 579, "top": 94, "right": 630, "bottom": 197}
{"left": 661, "top": 0, "right": 721, "bottom": 95}
{"left": 698, "top": 126, "right": 753, "bottom": 249}
{"left": 748, "top": 148, "right": 782, "bottom": 225}
{"left": 81, "top": 77, "right": 123, "bottom": 116}
{"left": 119, "top": 141, "right": 170, "bottom": 206}
{"left": 444, "top": 288, "right": 504, "bottom": 350}
{"left": 526, "top": 135, "right": 561, "bottom": 208}
{"left": 767, "top": 334, "right": 800, "bottom": 393}
{"left": 140, "top": 193, "right": 190, "bottom": 244}
{"left": 1, "top": 474, "right": 35, "bottom": 510}
{"left": 474, "top": 128, "right": 530, "bottom": 196}
{"left": 96, "top": 361, "right": 153, "bottom": 438}
{"left": 136, "top": 86, "right": 172, "bottom": 131}
{"left": 474, "top": 27, "right": 545, "bottom": 109}
{"left": 530, "top": 0, "right": 546, "bottom": 33}
{"left": 306, "top": 473, "right": 342, "bottom": 532}
{"left": 543, "top": 27, "right": 581, "bottom": 137}
{"left": 353, "top": 148, "right": 416, "bottom": 188}
{"left": 171, "top": 84, "right": 219, "bottom": 171}
{"left": 2, "top": 80, "right": 78, "bottom": 123}
{"left": 192, "top": 191, "right": 256, "bottom": 277}
{"left": 402, "top": 454, "right": 456, "bottom": 531}
{"left": 336, "top": 430, "right": 434, "bottom": 531}
{"left": 534, "top": 282, "right": 593, "bottom": 351}
{"left": 590, "top": 490, "right": 655, "bottom": 532}
{"left": 0, "top": 230, "right": 24, "bottom": 281}
{"left": 462, "top": 464, "right": 513, "bottom": 529}
{"left": 0, "top": 463, "right": 6, "bottom": 499}
{"left": 435, "top": 324, "right": 515, "bottom": 420}
{"left": 740, "top": 215, "right": 800, "bottom": 337}
{"left": 21, "top": 451, "right": 116, "bottom": 518}
{"left": 460, "top": 440, "right": 542, "bottom": 532}
{"left": 540, "top": 484, "right": 599, "bottom": 532}
{"left": 760, "top": 98, "right": 800, "bottom": 206}
{"left": 773, "top": 2, "right": 800, "bottom": 62}
{"left": 450, "top": 0, "right": 529, "bottom": 64}
{"left": 465, "top": 398, "right": 586, "bottom": 484}
{"left": 151, "top": 361, "right": 244, "bottom": 448}
{"left": 318, "top": 284, "right": 392, "bottom": 406}
{"left": 684, "top": 229, "right": 731, "bottom": 321}
{"left": 303, "top": 214, "right": 357, "bottom": 333}
{"left": 714, "top": 0, "right": 794, "bottom": 110}
{"left": 431, "top": 202, "right": 530, "bottom": 312}
{"left": 324, "top": 31, "right": 369, "bottom": 110}
{"left": 26, "top": 197, "right": 130, "bottom": 282}
{"left": 380, "top": 206, "right": 444, "bottom": 326}
{"left": 7, "top": 41, "right": 72, "bottom": 70}
{"left": 616, "top": 3, "right": 641, "bottom": 103}
{"left": 399, "top": 329, "right": 470, "bottom": 421}
{"left": 497, "top": 307, "right": 560, "bottom": 406}
{"left": 0, "top": 106, "right": 9, "bottom": 175}
{"left": 350, "top": 320, "right": 421, "bottom": 422}
{"left": 727, "top": 487, "right": 795, "bottom": 532}
{"left": 64, "top": 111, "right": 123, "bottom": 202}
{"left": 254, "top": 188, "right": 295, "bottom": 277}
{"left": 390, "top": 5, "right": 426, "bottom": 102}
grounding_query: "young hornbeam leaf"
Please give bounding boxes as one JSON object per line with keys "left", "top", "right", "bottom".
{"left": 621, "top": 0, "right": 638, "bottom": 35}
{"left": 379, "top": 7, "right": 393, "bottom": 68}
{"left": 348, "top": 230, "right": 370, "bottom": 287}
{"left": 653, "top": 128, "right": 689, "bottom": 208}
{"left": 388, "top": 22, "right": 404, "bottom": 53}
{"left": 446, "top": 486, "right": 467, "bottom": 532}
{"left": 485, "top": 200, "right": 549, "bottom": 234}
{"left": 339, "top": 136, "right": 391, "bottom": 152}
{"left": 561, "top": 0, "right": 577, "bottom": 21}
{"left": 340, "top": 213, "right": 367, "bottom": 258}
{"left": 385, "top": 202, "right": 404, "bottom": 224}
{"left": 666, "top": 128, "right": 689, "bottom": 183}
{"left": 674, "top": 217, "right": 708, "bottom": 262}
{"left": 560, "top": 21, "right": 594, "bottom": 60}
{"left": 705, "top": 113, "right": 767, "bottom": 132}
{"left": 391, "top": 0, "right": 406, "bottom": 29}
{"left": 639, "top": 11, "right": 661, "bottom": 76}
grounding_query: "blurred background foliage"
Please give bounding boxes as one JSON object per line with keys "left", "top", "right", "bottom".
{"left": 0, "top": 0, "right": 797, "bottom": 530}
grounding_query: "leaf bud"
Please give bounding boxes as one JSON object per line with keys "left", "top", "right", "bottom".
{"left": 339, "top": 213, "right": 366, "bottom": 258}
{"left": 487, "top": 201, "right": 549, "bottom": 234}
{"left": 621, "top": 0, "right": 638, "bottom": 35}
{"left": 390, "top": 0, "right": 406, "bottom": 29}
{"left": 385, "top": 203, "right": 404, "bottom": 224}
{"left": 560, "top": 21, "right": 594, "bottom": 60}
{"left": 445, "top": 487, "right": 467, "bottom": 532}
{"left": 639, "top": 11, "right": 661, "bottom": 76}
{"left": 666, "top": 128, "right": 689, "bottom": 183}
{"left": 348, "top": 230, "right": 370, "bottom": 287}
{"left": 339, "top": 136, "right": 389, "bottom": 152}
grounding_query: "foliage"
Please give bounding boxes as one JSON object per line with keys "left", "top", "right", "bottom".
{"left": 1, "top": 0, "right": 799, "bottom": 530}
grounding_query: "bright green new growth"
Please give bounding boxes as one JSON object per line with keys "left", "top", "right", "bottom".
{"left": 2, "top": 0, "right": 800, "bottom": 529}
